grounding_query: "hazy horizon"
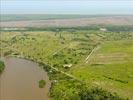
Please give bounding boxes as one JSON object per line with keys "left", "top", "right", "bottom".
{"left": 1, "top": 0, "right": 133, "bottom": 15}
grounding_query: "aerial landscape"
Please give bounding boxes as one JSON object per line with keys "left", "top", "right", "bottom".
{"left": 0, "top": 1, "right": 133, "bottom": 100}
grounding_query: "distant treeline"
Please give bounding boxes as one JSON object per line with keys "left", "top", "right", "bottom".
{"left": 1, "top": 25, "right": 133, "bottom": 32}
{"left": 1, "top": 14, "right": 106, "bottom": 22}
{"left": 105, "top": 25, "right": 133, "bottom": 32}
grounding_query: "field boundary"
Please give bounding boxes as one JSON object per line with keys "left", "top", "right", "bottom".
{"left": 85, "top": 45, "right": 101, "bottom": 64}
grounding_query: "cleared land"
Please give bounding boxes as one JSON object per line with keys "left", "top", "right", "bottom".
{"left": 1, "top": 16, "right": 133, "bottom": 28}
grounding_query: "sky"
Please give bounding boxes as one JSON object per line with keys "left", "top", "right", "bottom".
{"left": 1, "top": 0, "right": 133, "bottom": 15}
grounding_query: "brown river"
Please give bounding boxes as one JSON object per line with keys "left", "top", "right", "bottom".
{"left": 0, "top": 57, "right": 51, "bottom": 100}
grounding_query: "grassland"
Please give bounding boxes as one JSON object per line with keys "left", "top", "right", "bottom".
{"left": 0, "top": 27, "right": 133, "bottom": 99}
{"left": 70, "top": 40, "right": 133, "bottom": 98}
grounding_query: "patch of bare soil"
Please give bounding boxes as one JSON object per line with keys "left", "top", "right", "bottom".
{"left": 1, "top": 16, "right": 133, "bottom": 28}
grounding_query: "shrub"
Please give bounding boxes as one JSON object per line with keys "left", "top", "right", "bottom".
{"left": 39, "top": 80, "right": 46, "bottom": 88}
{"left": 0, "top": 60, "right": 5, "bottom": 74}
{"left": 79, "top": 87, "right": 125, "bottom": 100}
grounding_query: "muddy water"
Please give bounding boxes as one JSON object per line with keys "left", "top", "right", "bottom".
{"left": 0, "top": 57, "right": 51, "bottom": 100}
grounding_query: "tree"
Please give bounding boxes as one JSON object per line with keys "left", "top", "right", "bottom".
{"left": 79, "top": 87, "right": 125, "bottom": 100}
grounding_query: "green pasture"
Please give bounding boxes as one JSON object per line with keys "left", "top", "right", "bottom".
{"left": 70, "top": 40, "right": 133, "bottom": 99}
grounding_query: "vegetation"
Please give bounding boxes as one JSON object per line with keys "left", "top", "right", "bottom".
{"left": 0, "top": 60, "right": 5, "bottom": 74}
{"left": 79, "top": 87, "right": 124, "bottom": 100}
{"left": 1, "top": 25, "right": 133, "bottom": 32}
{"left": 1, "top": 14, "right": 100, "bottom": 22}
{"left": 39, "top": 80, "right": 46, "bottom": 88}
{"left": 0, "top": 26, "right": 133, "bottom": 99}
{"left": 2, "top": 14, "right": 129, "bottom": 22}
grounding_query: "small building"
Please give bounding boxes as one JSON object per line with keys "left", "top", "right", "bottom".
{"left": 63, "top": 64, "right": 72, "bottom": 68}
{"left": 100, "top": 28, "right": 107, "bottom": 32}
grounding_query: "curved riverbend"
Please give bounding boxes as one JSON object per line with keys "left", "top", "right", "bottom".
{"left": 0, "top": 57, "right": 51, "bottom": 100}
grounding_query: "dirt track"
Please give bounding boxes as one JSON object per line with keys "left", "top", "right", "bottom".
{"left": 1, "top": 16, "right": 133, "bottom": 28}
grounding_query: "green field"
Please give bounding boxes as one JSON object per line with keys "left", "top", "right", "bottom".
{"left": 1, "top": 27, "right": 133, "bottom": 99}
{"left": 70, "top": 40, "right": 133, "bottom": 98}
